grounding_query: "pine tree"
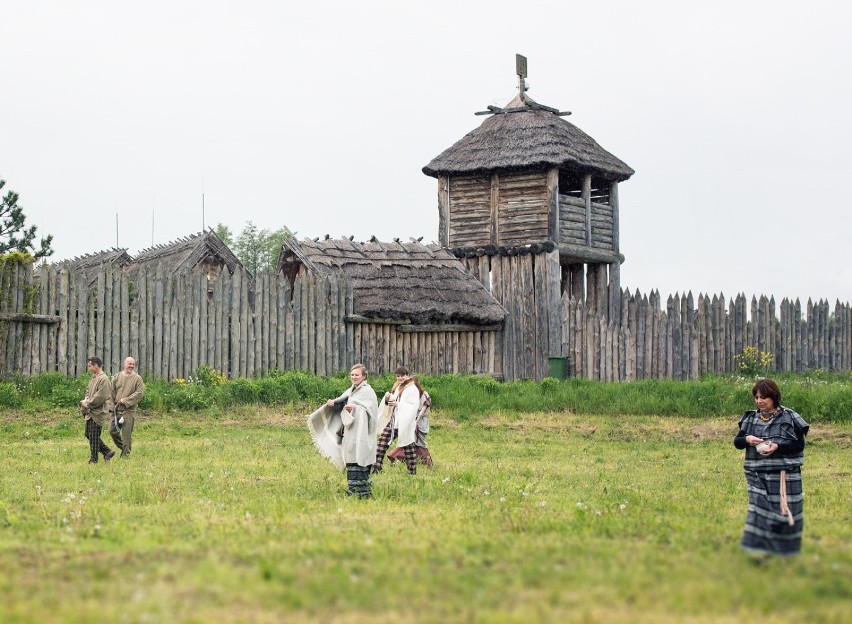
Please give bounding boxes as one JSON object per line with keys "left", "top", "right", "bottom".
{"left": 0, "top": 178, "right": 54, "bottom": 258}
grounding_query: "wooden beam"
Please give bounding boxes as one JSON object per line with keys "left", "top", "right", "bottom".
{"left": 559, "top": 243, "right": 624, "bottom": 265}
{"left": 610, "top": 181, "right": 620, "bottom": 253}
{"left": 344, "top": 314, "right": 411, "bottom": 325}
{"left": 547, "top": 167, "right": 559, "bottom": 242}
{"left": 582, "top": 174, "right": 592, "bottom": 246}
{"left": 0, "top": 312, "right": 62, "bottom": 324}
{"left": 438, "top": 176, "right": 449, "bottom": 247}
{"left": 490, "top": 173, "right": 499, "bottom": 245}
{"left": 396, "top": 323, "right": 502, "bottom": 333}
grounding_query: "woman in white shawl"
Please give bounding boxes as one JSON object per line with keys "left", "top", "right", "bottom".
{"left": 309, "top": 363, "right": 378, "bottom": 498}
{"left": 373, "top": 366, "right": 420, "bottom": 475}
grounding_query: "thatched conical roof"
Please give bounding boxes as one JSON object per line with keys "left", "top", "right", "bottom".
{"left": 423, "top": 94, "right": 633, "bottom": 181}
{"left": 278, "top": 237, "right": 506, "bottom": 326}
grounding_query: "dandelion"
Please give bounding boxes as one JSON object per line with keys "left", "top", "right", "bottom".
{"left": 441, "top": 477, "right": 449, "bottom": 484}
{"left": 539, "top": 501, "right": 546, "bottom": 507}
{"left": 337, "top": 507, "right": 343, "bottom": 513}
{"left": 595, "top": 510, "right": 602, "bottom": 516}
{"left": 500, "top": 497, "right": 506, "bottom": 503}
{"left": 619, "top": 504, "right": 626, "bottom": 510}
{"left": 94, "top": 524, "right": 102, "bottom": 532}
{"left": 483, "top": 490, "right": 489, "bottom": 495}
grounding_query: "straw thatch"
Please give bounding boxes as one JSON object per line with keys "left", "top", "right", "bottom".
{"left": 128, "top": 229, "right": 243, "bottom": 276}
{"left": 278, "top": 237, "right": 506, "bottom": 325}
{"left": 422, "top": 94, "right": 634, "bottom": 181}
{"left": 59, "top": 248, "right": 133, "bottom": 272}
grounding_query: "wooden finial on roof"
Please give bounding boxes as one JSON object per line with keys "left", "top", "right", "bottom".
{"left": 475, "top": 54, "right": 571, "bottom": 117}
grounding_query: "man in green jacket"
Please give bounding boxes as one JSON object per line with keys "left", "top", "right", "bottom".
{"left": 109, "top": 357, "right": 145, "bottom": 458}
{"left": 80, "top": 356, "right": 115, "bottom": 464}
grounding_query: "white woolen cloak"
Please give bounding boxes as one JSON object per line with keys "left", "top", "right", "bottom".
{"left": 307, "top": 381, "right": 378, "bottom": 470}
{"left": 395, "top": 383, "right": 420, "bottom": 448}
{"left": 341, "top": 382, "right": 379, "bottom": 467}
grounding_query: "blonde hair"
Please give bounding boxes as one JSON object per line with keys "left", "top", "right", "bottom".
{"left": 350, "top": 363, "right": 368, "bottom": 377}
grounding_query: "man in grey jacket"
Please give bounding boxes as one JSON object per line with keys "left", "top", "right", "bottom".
{"left": 109, "top": 357, "right": 145, "bottom": 458}
{"left": 80, "top": 356, "right": 114, "bottom": 464}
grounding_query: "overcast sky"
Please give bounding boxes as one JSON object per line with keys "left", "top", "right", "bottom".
{"left": 3, "top": 0, "right": 850, "bottom": 305}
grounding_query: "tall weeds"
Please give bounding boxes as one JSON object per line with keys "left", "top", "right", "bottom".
{"left": 1, "top": 369, "right": 849, "bottom": 422}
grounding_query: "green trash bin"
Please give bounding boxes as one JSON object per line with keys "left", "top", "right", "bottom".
{"left": 547, "top": 356, "right": 569, "bottom": 380}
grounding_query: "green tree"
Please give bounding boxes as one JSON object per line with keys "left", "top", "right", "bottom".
{"left": 214, "top": 223, "right": 234, "bottom": 247}
{"left": 232, "top": 221, "right": 293, "bottom": 274}
{"left": 0, "top": 179, "right": 53, "bottom": 258}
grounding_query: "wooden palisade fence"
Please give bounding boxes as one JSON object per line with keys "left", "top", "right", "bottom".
{"left": 0, "top": 262, "right": 497, "bottom": 379}
{"left": 0, "top": 259, "right": 850, "bottom": 381}
{"left": 563, "top": 289, "right": 852, "bottom": 381}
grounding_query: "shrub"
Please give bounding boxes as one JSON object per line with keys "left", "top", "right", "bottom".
{"left": 194, "top": 365, "right": 226, "bottom": 387}
{"left": 735, "top": 346, "right": 774, "bottom": 377}
{"left": 23, "top": 372, "right": 68, "bottom": 400}
{"left": 539, "top": 377, "right": 560, "bottom": 393}
{"left": 228, "top": 377, "right": 259, "bottom": 403}
{"left": 0, "top": 383, "right": 21, "bottom": 408}
{"left": 162, "top": 384, "right": 213, "bottom": 411}
{"left": 256, "top": 376, "right": 299, "bottom": 404}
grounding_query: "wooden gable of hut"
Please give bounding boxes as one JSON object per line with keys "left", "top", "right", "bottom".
{"left": 277, "top": 237, "right": 506, "bottom": 328}
{"left": 128, "top": 229, "right": 244, "bottom": 281}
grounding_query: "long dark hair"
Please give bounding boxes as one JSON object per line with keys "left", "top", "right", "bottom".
{"left": 411, "top": 375, "right": 424, "bottom": 397}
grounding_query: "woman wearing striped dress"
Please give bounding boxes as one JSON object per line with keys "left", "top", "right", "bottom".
{"left": 734, "top": 378, "right": 809, "bottom": 557}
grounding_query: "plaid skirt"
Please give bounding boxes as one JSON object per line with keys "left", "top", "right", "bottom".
{"left": 741, "top": 467, "right": 804, "bottom": 556}
{"left": 346, "top": 463, "right": 372, "bottom": 499}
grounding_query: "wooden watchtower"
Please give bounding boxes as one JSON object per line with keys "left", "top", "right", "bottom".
{"left": 422, "top": 55, "right": 633, "bottom": 379}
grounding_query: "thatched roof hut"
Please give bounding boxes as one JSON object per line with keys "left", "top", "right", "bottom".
{"left": 278, "top": 237, "right": 506, "bottom": 326}
{"left": 59, "top": 248, "right": 133, "bottom": 273}
{"left": 47, "top": 248, "right": 134, "bottom": 288}
{"left": 423, "top": 93, "right": 633, "bottom": 182}
{"left": 127, "top": 230, "right": 243, "bottom": 279}
{"left": 421, "top": 86, "right": 632, "bottom": 286}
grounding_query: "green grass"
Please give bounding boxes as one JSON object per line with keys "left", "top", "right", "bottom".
{"left": 0, "top": 407, "right": 849, "bottom": 623}
{"left": 4, "top": 370, "right": 852, "bottom": 422}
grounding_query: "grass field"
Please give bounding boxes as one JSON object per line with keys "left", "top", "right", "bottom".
{"left": 1, "top": 406, "right": 850, "bottom": 623}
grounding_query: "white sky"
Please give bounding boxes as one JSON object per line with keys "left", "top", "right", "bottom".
{"left": 3, "top": 0, "right": 850, "bottom": 305}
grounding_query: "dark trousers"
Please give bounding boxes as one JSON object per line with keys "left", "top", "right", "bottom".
{"left": 374, "top": 423, "right": 417, "bottom": 474}
{"left": 84, "top": 419, "right": 112, "bottom": 462}
{"left": 109, "top": 413, "right": 135, "bottom": 456}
